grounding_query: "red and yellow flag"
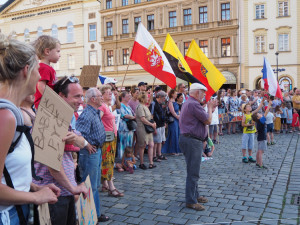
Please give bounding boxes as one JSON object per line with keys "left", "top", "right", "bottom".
{"left": 185, "top": 40, "right": 226, "bottom": 101}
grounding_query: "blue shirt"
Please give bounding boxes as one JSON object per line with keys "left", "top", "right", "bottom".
{"left": 76, "top": 104, "right": 106, "bottom": 147}
{"left": 117, "top": 103, "right": 135, "bottom": 132}
{"left": 257, "top": 116, "right": 267, "bottom": 141}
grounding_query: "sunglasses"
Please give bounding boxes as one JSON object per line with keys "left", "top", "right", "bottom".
{"left": 61, "top": 75, "right": 79, "bottom": 86}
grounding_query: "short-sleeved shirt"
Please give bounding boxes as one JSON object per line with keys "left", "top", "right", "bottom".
{"left": 228, "top": 97, "right": 239, "bottom": 112}
{"left": 281, "top": 107, "right": 287, "bottom": 118}
{"left": 266, "top": 112, "right": 274, "bottom": 124}
{"left": 243, "top": 113, "right": 256, "bottom": 133}
{"left": 117, "top": 103, "right": 135, "bottom": 132}
{"left": 149, "top": 99, "right": 165, "bottom": 128}
{"left": 257, "top": 117, "right": 267, "bottom": 141}
{"left": 179, "top": 96, "right": 209, "bottom": 140}
{"left": 99, "top": 103, "right": 117, "bottom": 136}
{"left": 34, "top": 63, "right": 57, "bottom": 109}
{"left": 292, "top": 95, "right": 300, "bottom": 110}
{"left": 128, "top": 99, "right": 139, "bottom": 114}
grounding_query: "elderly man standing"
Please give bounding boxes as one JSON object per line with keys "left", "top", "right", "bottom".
{"left": 76, "top": 88, "right": 109, "bottom": 223}
{"left": 179, "top": 83, "right": 217, "bottom": 211}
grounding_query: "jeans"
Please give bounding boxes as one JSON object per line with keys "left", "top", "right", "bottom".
{"left": 179, "top": 134, "right": 203, "bottom": 204}
{"left": 79, "top": 148, "right": 102, "bottom": 217}
{"left": 49, "top": 196, "right": 76, "bottom": 225}
{"left": 0, "top": 205, "right": 29, "bottom": 225}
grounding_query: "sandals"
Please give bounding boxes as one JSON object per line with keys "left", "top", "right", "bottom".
{"left": 98, "top": 214, "right": 110, "bottom": 222}
{"left": 101, "top": 185, "right": 109, "bottom": 192}
{"left": 153, "top": 157, "right": 161, "bottom": 162}
{"left": 108, "top": 189, "right": 124, "bottom": 197}
{"left": 158, "top": 155, "right": 167, "bottom": 160}
{"left": 149, "top": 164, "right": 157, "bottom": 169}
{"left": 139, "top": 164, "right": 147, "bottom": 170}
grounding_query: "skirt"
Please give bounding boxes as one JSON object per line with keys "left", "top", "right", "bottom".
{"left": 101, "top": 137, "right": 117, "bottom": 181}
{"left": 274, "top": 117, "right": 281, "bottom": 131}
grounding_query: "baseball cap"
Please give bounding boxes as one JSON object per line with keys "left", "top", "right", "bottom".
{"left": 154, "top": 86, "right": 162, "bottom": 92}
{"left": 190, "top": 83, "right": 207, "bottom": 91}
{"left": 138, "top": 82, "right": 148, "bottom": 87}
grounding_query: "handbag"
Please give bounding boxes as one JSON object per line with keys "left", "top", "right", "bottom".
{"left": 126, "top": 119, "right": 137, "bottom": 131}
{"left": 144, "top": 119, "right": 155, "bottom": 133}
{"left": 105, "top": 131, "right": 115, "bottom": 142}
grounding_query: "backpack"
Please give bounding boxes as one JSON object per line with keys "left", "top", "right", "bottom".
{"left": 0, "top": 99, "right": 40, "bottom": 225}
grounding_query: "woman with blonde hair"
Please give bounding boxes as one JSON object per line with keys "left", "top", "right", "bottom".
{"left": 135, "top": 92, "right": 157, "bottom": 169}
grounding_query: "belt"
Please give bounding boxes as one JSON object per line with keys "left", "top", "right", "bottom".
{"left": 182, "top": 133, "right": 204, "bottom": 141}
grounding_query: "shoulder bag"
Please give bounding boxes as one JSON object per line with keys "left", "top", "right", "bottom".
{"left": 139, "top": 105, "right": 155, "bottom": 133}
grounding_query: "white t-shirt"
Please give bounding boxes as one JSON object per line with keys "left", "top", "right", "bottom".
{"left": 265, "top": 112, "right": 274, "bottom": 124}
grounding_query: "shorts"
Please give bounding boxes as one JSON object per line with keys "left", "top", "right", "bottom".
{"left": 258, "top": 140, "right": 267, "bottom": 151}
{"left": 242, "top": 133, "right": 255, "bottom": 150}
{"left": 153, "top": 126, "right": 166, "bottom": 143}
{"left": 266, "top": 123, "right": 274, "bottom": 133}
{"left": 281, "top": 118, "right": 287, "bottom": 124}
{"left": 209, "top": 124, "right": 218, "bottom": 134}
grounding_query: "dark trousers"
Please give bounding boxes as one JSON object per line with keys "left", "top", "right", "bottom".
{"left": 49, "top": 195, "right": 76, "bottom": 225}
{"left": 179, "top": 134, "right": 203, "bottom": 204}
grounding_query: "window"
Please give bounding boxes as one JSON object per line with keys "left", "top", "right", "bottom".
{"left": 255, "top": 36, "right": 266, "bottom": 53}
{"left": 221, "top": 3, "right": 230, "bottom": 21}
{"left": 134, "top": 0, "right": 141, "bottom": 3}
{"left": 255, "top": 4, "right": 265, "bottom": 19}
{"left": 106, "top": 0, "right": 112, "bottom": 9}
{"left": 183, "top": 42, "right": 190, "bottom": 55}
{"left": 147, "top": 14, "right": 154, "bottom": 30}
{"left": 89, "top": 24, "right": 96, "bottom": 41}
{"left": 278, "top": 1, "right": 288, "bottom": 17}
{"left": 122, "top": 19, "right": 129, "bottom": 34}
{"left": 107, "top": 21, "right": 113, "bottom": 36}
{"left": 107, "top": 50, "right": 113, "bottom": 66}
{"left": 51, "top": 24, "right": 58, "bottom": 39}
{"left": 68, "top": 54, "right": 75, "bottom": 69}
{"left": 221, "top": 38, "right": 230, "bottom": 57}
{"left": 88, "top": 12, "right": 96, "bottom": 19}
{"left": 123, "top": 48, "right": 129, "bottom": 65}
{"left": 37, "top": 26, "right": 43, "bottom": 37}
{"left": 24, "top": 29, "right": 30, "bottom": 42}
{"left": 278, "top": 34, "right": 289, "bottom": 51}
{"left": 122, "top": 0, "right": 128, "bottom": 6}
{"left": 199, "top": 40, "right": 208, "bottom": 56}
{"left": 67, "top": 21, "right": 74, "bottom": 43}
{"left": 89, "top": 51, "right": 97, "bottom": 65}
{"left": 183, "top": 9, "right": 192, "bottom": 25}
{"left": 134, "top": 17, "right": 141, "bottom": 32}
{"left": 169, "top": 11, "right": 177, "bottom": 28}
{"left": 199, "top": 6, "right": 208, "bottom": 24}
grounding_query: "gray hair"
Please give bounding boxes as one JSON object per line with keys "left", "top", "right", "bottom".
{"left": 156, "top": 91, "right": 167, "bottom": 98}
{"left": 85, "top": 87, "right": 98, "bottom": 102}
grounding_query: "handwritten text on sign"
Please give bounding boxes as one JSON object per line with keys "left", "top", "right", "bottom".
{"left": 32, "top": 86, "right": 74, "bottom": 171}
{"left": 218, "top": 111, "right": 243, "bottom": 124}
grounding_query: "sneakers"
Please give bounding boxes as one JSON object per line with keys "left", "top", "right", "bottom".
{"left": 259, "top": 165, "right": 268, "bottom": 169}
{"left": 271, "top": 142, "right": 275, "bottom": 145}
{"left": 248, "top": 157, "right": 256, "bottom": 163}
{"left": 186, "top": 203, "right": 205, "bottom": 211}
{"left": 267, "top": 142, "right": 271, "bottom": 146}
{"left": 242, "top": 157, "right": 248, "bottom": 163}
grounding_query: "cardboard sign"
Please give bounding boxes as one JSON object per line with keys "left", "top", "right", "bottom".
{"left": 32, "top": 86, "right": 74, "bottom": 171}
{"left": 38, "top": 203, "right": 52, "bottom": 225}
{"left": 76, "top": 176, "right": 97, "bottom": 225}
{"left": 79, "top": 65, "right": 101, "bottom": 88}
{"left": 219, "top": 111, "right": 243, "bottom": 124}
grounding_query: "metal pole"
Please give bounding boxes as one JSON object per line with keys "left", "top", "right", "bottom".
{"left": 275, "top": 52, "right": 279, "bottom": 81}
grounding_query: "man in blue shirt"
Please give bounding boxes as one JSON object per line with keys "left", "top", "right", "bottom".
{"left": 76, "top": 88, "right": 108, "bottom": 223}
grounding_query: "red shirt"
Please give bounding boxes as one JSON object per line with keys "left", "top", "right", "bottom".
{"left": 34, "top": 63, "right": 57, "bottom": 109}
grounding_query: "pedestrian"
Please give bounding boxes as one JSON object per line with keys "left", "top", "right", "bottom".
{"left": 252, "top": 100, "right": 272, "bottom": 169}
{"left": 274, "top": 106, "right": 282, "bottom": 134}
{"left": 32, "top": 35, "right": 60, "bottom": 108}
{"left": 128, "top": 87, "right": 140, "bottom": 113}
{"left": 227, "top": 89, "right": 239, "bottom": 134}
{"left": 291, "top": 108, "right": 300, "bottom": 132}
{"left": 217, "top": 89, "right": 226, "bottom": 136}
{"left": 280, "top": 102, "right": 288, "bottom": 133}
{"left": 75, "top": 88, "right": 110, "bottom": 223}
{"left": 179, "top": 83, "right": 218, "bottom": 211}
{"left": 265, "top": 106, "right": 275, "bottom": 145}
{"left": 287, "top": 103, "right": 293, "bottom": 132}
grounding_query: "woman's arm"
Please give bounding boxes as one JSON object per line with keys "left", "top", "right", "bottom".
{"left": 168, "top": 101, "right": 179, "bottom": 119}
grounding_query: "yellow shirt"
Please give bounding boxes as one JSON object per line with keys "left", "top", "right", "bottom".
{"left": 292, "top": 95, "right": 300, "bottom": 110}
{"left": 243, "top": 113, "right": 256, "bottom": 133}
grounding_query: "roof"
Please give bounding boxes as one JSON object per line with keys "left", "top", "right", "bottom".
{"left": 0, "top": 0, "right": 15, "bottom": 13}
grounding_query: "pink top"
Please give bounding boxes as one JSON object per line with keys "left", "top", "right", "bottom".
{"left": 99, "top": 103, "right": 117, "bottom": 136}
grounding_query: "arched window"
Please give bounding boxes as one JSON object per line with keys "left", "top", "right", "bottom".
{"left": 51, "top": 24, "right": 58, "bottom": 39}
{"left": 24, "top": 29, "right": 30, "bottom": 42}
{"left": 37, "top": 26, "right": 43, "bottom": 37}
{"left": 67, "top": 22, "right": 74, "bottom": 43}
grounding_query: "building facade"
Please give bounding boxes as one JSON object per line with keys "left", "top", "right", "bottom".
{"left": 0, "top": 0, "right": 101, "bottom": 78}
{"left": 100, "top": 0, "right": 240, "bottom": 88}
{"left": 241, "top": 0, "right": 300, "bottom": 91}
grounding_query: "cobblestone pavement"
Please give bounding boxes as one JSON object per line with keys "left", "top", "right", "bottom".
{"left": 100, "top": 132, "right": 300, "bottom": 225}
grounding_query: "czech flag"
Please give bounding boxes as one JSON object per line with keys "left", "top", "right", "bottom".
{"left": 262, "top": 57, "right": 283, "bottom": 100}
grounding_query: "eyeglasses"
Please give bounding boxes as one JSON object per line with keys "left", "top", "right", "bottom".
{"left": 61, "top": 75, "right": 79, "bottom": 86}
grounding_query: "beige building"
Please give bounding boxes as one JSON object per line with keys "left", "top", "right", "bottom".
{"left": 240, "top": 0, "right": 300, "bottom": 91}
{"left": 0, "top": 0, "right": 101, "bottom": 78}
{"left": 100, "top": 0, "right": 240, "bottom": 88}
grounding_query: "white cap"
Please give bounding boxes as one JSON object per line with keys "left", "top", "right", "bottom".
{"left": 241, "top": 90, "right": 246, "bottom": 94}
{"left": 104, "top": 77, "right": 118, "bottom": 84}
{"left": 190, "top": 83, "right": 207, "bottom": 91}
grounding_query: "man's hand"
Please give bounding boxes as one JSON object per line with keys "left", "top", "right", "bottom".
{"left": 74, "top": 183, "right": 88, "bottom": 199}
{"left": 86, "top": 143, "right": 97, "bottom": 154}
{"left": 45, "top": 183, "right": 61, "bottom": 197}
{"left": 207, "top": 99, "right": 218, "bottom": 109}
{"left": 62, "top": 132, "right": 77, "bottom": 144}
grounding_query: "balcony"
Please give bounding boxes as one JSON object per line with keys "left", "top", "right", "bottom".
{"left": 167, "top": 27, "right": 178, "bottom": 33}
{"left": 182, "top": 25, "right": 193, "bottom": 31}
{"left": 104, "top": 36, "right": 113, "bottom": 41}
{"left": 218, "top": 20, "right": 233, "bottom": 27}
{"left": 197, "top": 23, "right": 209, "bottom": 29}
{"left": 120, "top": 33, "right": 129, "bottom": 39}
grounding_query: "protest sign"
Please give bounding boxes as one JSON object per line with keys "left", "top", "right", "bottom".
{"left": 32, "top": 86, "right": 74, "bottom": 171}
{"left": 79, "top": 65, "right": 101, "bottom": 88}
{"left": 38, "top": 203, "right": 52, "bottom": 225}
{"left": 219, "top": 111, "right": 243, "bottom": 124}
{"left": 76, "top": 176, "right": 97, "bottom": 225}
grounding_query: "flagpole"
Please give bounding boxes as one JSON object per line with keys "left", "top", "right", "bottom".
{"left": 121, "top": 64, "right": 130, "bottom": 90}
{"left": 152, "top": 77, "right": 156, "bottom": 90}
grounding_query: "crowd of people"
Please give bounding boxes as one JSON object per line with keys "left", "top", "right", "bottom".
{"left": 1, "top": 33, "right": 300, "bottom": 225}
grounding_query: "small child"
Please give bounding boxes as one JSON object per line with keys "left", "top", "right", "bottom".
{"left": 291, "top": 108, "right": 300, "bottom": 132}
{"left": 252, "top": 100, "right": 272, "bottom": 169}
{"left": 33, "top": 35, "right": 61, "bottom": 109}
{"left": 280, "top": 103, "right": 288, "bottom": 133}
{"left": 265, "top": 106, "right": 275, "bottom": 145}
{"left": 287, "top": 103, "right": 293, "bottom": 132}
{"left": 115, "top": 147, "right": 136, "bottom": 174}
{"left": 203, "top": 137, "right": 215, "bottom": 157}
{"left": 274, "top": 106, "right": 282, "bottom": 134}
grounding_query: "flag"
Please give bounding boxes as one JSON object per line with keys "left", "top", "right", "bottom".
{"left": 262, "top": 57, "right": 283, "bottom": 100}
{"left": 130, "top": 23, "right": 176, "bottom": 89}
{"left": 163, "top": 34, "right": 203, "bottom": 84}
{"left": 98, "top": 75, "right": 117, "bottom": 84}
{"left": 185, "top": 40, "right": 226, "bottom": 101}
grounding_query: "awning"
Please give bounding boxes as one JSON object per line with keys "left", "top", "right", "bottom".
{"left": 221, "top": 71, "right": 236, "bottom": 84}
